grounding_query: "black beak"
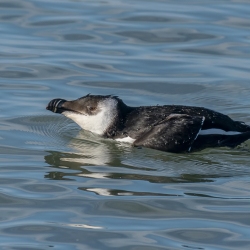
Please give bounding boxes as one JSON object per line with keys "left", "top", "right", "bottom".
{"left": 46, "top": 99, "right": 67, "bottom": 113}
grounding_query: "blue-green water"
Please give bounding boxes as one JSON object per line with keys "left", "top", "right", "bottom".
{"left": 0, "top": 0, "right": 250, "bottom": 249}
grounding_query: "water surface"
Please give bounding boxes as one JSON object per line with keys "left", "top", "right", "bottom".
{"left": 0, "top": 0, "right": 250, "bottom": 249}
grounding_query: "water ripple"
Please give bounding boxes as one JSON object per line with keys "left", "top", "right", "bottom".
{"left": 1, "top": 0, "right": 250, "bottom": 249}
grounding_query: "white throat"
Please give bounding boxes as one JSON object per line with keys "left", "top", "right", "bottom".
{"left": 63, "top": 98, "right": 118, "bottom": 135}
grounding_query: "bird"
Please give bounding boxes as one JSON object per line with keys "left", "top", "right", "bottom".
{"left": 46, "top": 94, "right": 250, "bottom": 153}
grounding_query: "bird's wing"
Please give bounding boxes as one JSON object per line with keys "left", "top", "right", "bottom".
{"left": 133, "top": 114, "right": 205, "bottom": 153}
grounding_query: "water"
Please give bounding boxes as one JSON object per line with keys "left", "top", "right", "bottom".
{"left": 0, "top": 0, "right": 250, "bottom": 249}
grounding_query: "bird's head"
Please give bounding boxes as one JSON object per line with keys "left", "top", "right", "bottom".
{"left": 46, "top": 94, "right": 127, "bottom": 135}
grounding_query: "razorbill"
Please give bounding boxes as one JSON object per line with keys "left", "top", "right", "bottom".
{"left": 46, "top": 94, "right": 250, "bottom": 153}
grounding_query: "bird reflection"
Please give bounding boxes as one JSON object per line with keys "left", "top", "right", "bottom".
{"left": 44, "top": 129, "right": 216, "bottom": 185}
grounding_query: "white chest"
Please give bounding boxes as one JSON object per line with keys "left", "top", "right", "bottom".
{"left": 115, "top": 136, "right": 136, "bottom": 144}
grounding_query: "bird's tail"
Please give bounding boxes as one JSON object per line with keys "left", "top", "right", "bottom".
{"left": 192, "top": 131, "right": 250, "bottom": 151}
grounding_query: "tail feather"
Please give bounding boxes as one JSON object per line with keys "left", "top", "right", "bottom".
{"left": 192, "top": 132, "right": 250, "bottom": 151}
{"left": 219, "top": 131, "right": 250, "bottom": 147}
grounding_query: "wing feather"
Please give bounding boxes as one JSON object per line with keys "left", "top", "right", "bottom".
{"left": 133, "top": 114, "right": 205, "bottom": 153}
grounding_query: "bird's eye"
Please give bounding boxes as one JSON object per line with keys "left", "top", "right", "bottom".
{"left": 88, "top": 106, "right": 96, "bottom": 112}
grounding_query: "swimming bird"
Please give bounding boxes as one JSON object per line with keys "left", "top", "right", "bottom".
{"left": 46, "top": 94, "right": 250, "bottom": 153}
